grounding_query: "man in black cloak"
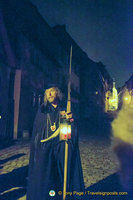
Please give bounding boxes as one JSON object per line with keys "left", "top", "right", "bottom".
{"left": 27, "top": 86, "right": 84, "bottom": 200}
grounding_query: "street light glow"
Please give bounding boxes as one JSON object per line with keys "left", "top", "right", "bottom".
{"left": 124, "top": 97, "right": 129, "bottom": 101}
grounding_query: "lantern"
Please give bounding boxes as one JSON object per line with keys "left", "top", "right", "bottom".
{"left": 59, "top": 111, "right": 71, "bottom": 140}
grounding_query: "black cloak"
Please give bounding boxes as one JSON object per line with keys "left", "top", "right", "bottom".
{"left": 27, "top": 103, "right": 84, "bottom": 200}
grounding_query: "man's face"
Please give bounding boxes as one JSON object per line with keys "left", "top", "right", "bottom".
{"left": 45, "top": 87, "right": 58, "bottom": 104}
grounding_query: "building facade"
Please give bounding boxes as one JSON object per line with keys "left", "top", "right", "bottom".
{"left": 118, "top": 74, "right": 133, "bottom": 108}
{"left": 0, "top": 0, "right": 113, "bottom": 139}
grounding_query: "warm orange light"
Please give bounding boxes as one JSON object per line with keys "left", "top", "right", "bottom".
{"left": 67, "top": 125, "right": 71, "bottom": 134}
{"left": 61, "top": 127, "right": 68, "bottom": 135}
{"left": 60, "top": 124, "right": 71, "bottom": 140}
{"left": 105, "top": 82, "right": 118, "bottom": 112}
{"left": 124, "top": 97, "right": 129, "bottom": 101}
{"left": 123, "top": 92, "right": 131, "bottom": 105}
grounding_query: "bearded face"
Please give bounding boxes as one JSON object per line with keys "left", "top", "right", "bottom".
{"left": 45, "top": 87, "right": 58, "bottom": 104}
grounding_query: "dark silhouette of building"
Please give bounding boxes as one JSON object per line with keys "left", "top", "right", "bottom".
{"left": 0, "top": 0, "right": 113, "bottom": 139}
{"left": 125, "top": 74, "right": 133, "bottom": 91}
{"left": 53, "top": 25, "right": 113, "bottom": 128}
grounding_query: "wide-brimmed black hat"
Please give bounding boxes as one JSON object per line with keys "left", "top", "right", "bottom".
{"left": 44, "top": 83, "right": 60, "bottom": 90}
{"left": 44, "top": 83, "right": 67, "bottom": 94}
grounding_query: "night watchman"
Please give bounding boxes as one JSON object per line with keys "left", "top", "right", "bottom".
{"left": 27, "top": 86, "right": 84, "bottom": 200}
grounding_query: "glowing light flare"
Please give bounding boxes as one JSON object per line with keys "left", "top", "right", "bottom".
{"left": 124, "top": 97, "right": 129, "bottom": 101}
{"left": 67, "top": 125, "right": 71, "bottom": 134}
{"left": 123, "top": 92, "right": 131, "bottom": 105}
{"left": 60, "top": 127, "right": 68, "bottom": 135}
{"left": 109, "top": 96, "right": 118, "bottom": 110}
{"left": 110, "top": 99, "right": 115, "bottom": 103}
{"left": 105, "top": 82, "right": 118, "bottom": 112}
{"left": 60, "top": 124, "right": 71, "bottom": 140}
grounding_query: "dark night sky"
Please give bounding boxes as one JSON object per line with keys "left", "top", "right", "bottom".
{"left": 31, "top": 0, "right": 133, "bottom": 87}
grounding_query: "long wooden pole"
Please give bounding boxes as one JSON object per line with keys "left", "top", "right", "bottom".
{"left": 63, "top": 141, "right": 68, "bottom": 200}
{"left": 63, "top": 46, "right": 72, "bottom": 200}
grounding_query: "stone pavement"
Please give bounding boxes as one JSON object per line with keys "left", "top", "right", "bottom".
{"left": 0, "top": 136, "right": 120, "bottom": 200}
{"left": 80, "top": 136, "right": 119, "bottom": 188}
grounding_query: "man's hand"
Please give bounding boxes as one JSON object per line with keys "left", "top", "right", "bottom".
{"left": 66, "top": 112, "right": 74, "bottom": 122}
{"left": 60, "top": 111, "right": 74, "bottom": 122}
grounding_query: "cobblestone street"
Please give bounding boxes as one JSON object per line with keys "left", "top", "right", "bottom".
{"left": 0, "top": 135, "right": 120, "bottom": 200}
{"left": 80, "top": 136, "right": 119, "bottom": 188}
